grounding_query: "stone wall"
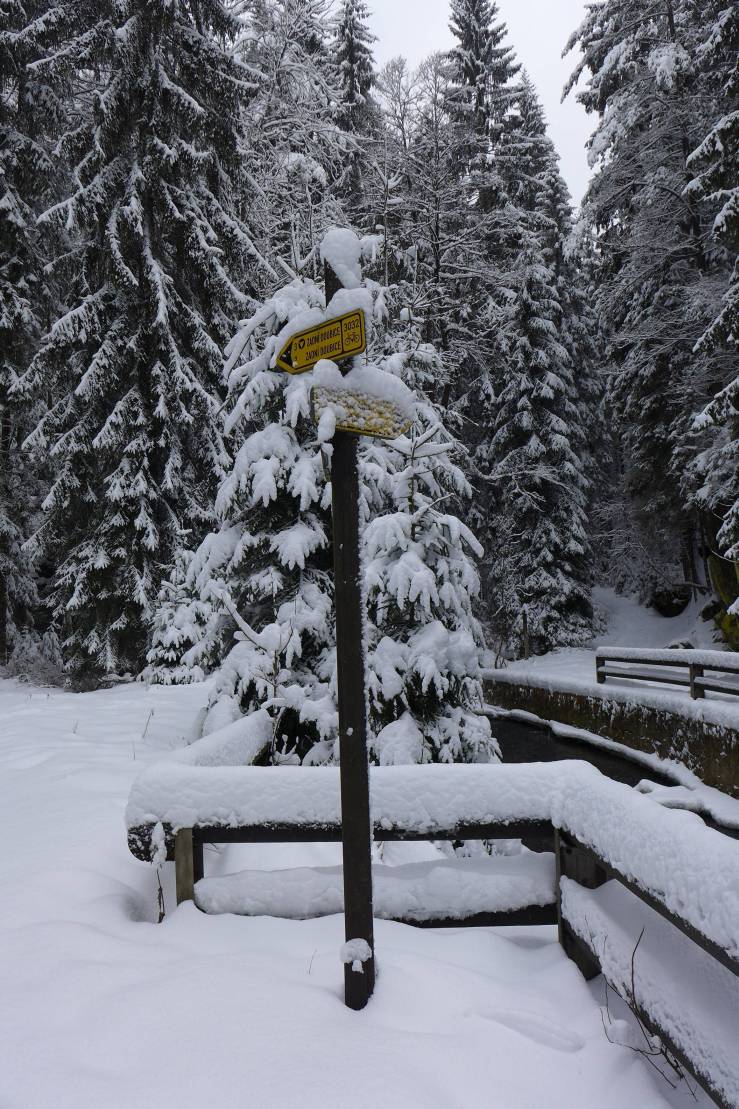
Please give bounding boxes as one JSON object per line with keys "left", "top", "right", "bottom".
{"left": 484, "top": 679, "right": 738, "bottom": 797}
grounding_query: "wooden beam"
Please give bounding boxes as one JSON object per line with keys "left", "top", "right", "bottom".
{"left": 326, "top": 256, "right": 375, "bottom": 1011}
{"left": 555, "top": 829, "right": 606, "bottom": 980}
{"left": 189, "top": 820, "right": 554, "bottom": 846}
{"left": 174, "top": 828, "right": 195, "bottom": 905}
{"left": 402, "top": 904, "right": 557, "bottom": 929}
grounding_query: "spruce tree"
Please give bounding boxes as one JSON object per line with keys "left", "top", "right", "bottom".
{"left": 447, "top": 0, "right": 518, "bottom": 146}
{"left": 564, "top": 0, "right": 733, "bottom": 603}
{"left": 333, "top": 0, "right": 378, "bottom": 137}
{"left": 144, "top": 547, "right": 218, "bottom": 684}
{"left": 364, "top": 331, "right": 497, "bottom": 763}
{"left": 332, "top": 0, "right": 379, "bottom": 215}
{"left": 685, "top": 5, "right": 738, "bottom": 578}
{"left": 186, "top": 273, "right": 338, "bottom": 756}
{"left": 174, "top": 228, "right": 495, "bottom": 762}
{"left": 463, "top": 76, "right": 596, "bottom": 653}
{"left": 480, "top": 234, "right": 593, "bottom": 655}
{"left": 14, "top": 0, "right": 254, "bottom": 678}
{"left": 0, "top": 0, "right": 61, "bottom": 664}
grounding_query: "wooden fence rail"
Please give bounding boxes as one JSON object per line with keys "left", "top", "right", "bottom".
{"left": 127, "top": 757, "right": 739, "bottom": 1108}
{"left": 555, "top": 829, "right": 737, "bottom": 1109}
{"left": 595, "top": 648, "right": 739, "bottom": 700}
{"left": 171, "top": 818, "right": 557, "bottom": 928}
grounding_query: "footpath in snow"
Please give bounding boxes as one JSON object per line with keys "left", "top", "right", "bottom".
{"left": 485, "top": 587, "right": 739, "bottom": 732}
{"left": 0, "top": 677, "right": 716, "bottom": 1109}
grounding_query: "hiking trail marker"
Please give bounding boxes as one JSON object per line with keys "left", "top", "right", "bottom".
{"left": 275, "top": 309, "right": 366, "bottom": 374}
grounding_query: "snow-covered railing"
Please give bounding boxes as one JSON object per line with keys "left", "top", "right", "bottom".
{"left": 126, "top": 752, "right": 739, "bottom": 1105}
{"left": 127, "top": 760, "right": 559, "bottom": 929}
{"left": 560, "top": 872, "right": 739, "bottom": 1109}
{"left": 595, "top": 646, "right": 739, "bottom": 699}
{"left": 126, "top": 758, "right": 739, "bottom": 965}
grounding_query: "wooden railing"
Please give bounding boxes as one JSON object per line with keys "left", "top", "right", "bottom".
{"left": 595, "top": 647, "right": 739, "bottom": 699}
{"left": 127, "top": 757, "right": 739, "bottom": 1108}
{"left": 555, "top": 830, "right": 738, "bottom": 1109}
{"left": 171, "top": 818, "right": 556, "bottom": 928}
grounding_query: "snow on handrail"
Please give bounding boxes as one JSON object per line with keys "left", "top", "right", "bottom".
{"left": 125, "top": 756, "right": 739, "bottom": 965}
{"left": 595, "top": 646, "right": 739, "bottom": 670}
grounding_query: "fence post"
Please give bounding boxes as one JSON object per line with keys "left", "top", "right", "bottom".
{"left": 175, "top": 828, "right": 195, "bottom": 905}
{"left": 689, "top": 663, "right": 704, "bottom": 699}
{"left": 555, "top": 829, "right": 606, "bottom": 981}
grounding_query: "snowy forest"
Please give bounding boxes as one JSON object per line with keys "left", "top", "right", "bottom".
{"left": 1, "top": 0, "right": 737, "bottom": 746}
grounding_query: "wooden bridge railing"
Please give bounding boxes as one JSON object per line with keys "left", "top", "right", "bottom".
{"left": 126, "top": 756, "right": 739, "bottom": 1108}
{"left": 556, "top": 829, "right": 737, "bottom": 1109}
{"left": 595, "top": 646, "right": 739, "bottom": 699}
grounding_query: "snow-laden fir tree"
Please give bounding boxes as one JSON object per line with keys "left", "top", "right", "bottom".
{"left": 564, "top": 0, "right": 734, "bottom": 606}
{"left": 143, "top": 547, "right": 220, "bottom": 685}
{"left": 0, "top": 0, "right": 63, "bottom": 665}
{"left": 183, "top": 274, "right": 339, "bottom": 754}
{"left": 684, "top": 5, "right": 738, "bottom": 604}
{"left": 330, "top": 0, "right": 379, "bottom": 230}
{"left": 463, "top": 75, "right": 596, "bottom": 653}
{"left": 447, "top": 0, "right": 518, "bottom": 148}
{"left": 333, "top": 0, "right": 378, "bottom": 138}
{"left": 443, "top": 0, "right": 522, "bottom": 413}
{"left": 364, "top": 329, "right": 497, "bottom": 764}
{"left": 14, "top": 0, "right": 255, "bottom": 678}
{"left": 169, "top": 228, "right": 495, "bottom": 763}
{"left": 685, "top": 4, "right": 738, "bottom": 355}
{"left": 479, "top": 235, "right": 593, "bottom": 656}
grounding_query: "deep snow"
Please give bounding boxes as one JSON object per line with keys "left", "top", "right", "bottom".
{"left": 0, "top": 677, "right": 716, "bottom": 1109}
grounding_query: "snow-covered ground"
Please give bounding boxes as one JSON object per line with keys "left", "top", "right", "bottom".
{"left": 591, "top": 587, "right": 722, "bottom": 651}
{"left": 486, "top": 588, "right": 739, "bottom": 732}
{"left": 0, "top": 677, "right": 716, "bottom": 1108}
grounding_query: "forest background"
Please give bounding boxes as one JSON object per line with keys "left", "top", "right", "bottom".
{"left": 1, "top": 0, "right": 737, "bottom": 751}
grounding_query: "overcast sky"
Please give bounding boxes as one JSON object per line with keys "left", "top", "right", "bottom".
{"left": 367, "top": 0, "right": 593, "bottom": 205}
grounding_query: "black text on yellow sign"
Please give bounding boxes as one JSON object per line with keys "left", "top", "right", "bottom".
{"left": 275, "top": 309, "right": 366, "bottom": 374}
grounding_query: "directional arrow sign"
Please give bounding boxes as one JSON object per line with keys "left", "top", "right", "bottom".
{"left": 275, "top": 309, "right": 366, "bottom": 375}
{"left": 311, "top": 385, "right": 411, "bottom": 440}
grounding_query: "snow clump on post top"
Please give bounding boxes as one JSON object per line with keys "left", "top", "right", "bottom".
{"left": 320, "top": 228, "right": 363, "bottom": 289}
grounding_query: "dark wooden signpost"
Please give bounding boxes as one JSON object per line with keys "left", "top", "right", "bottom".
{"left": 275, "top": 253, "right": 407, "bottom": 1009}
{"left": 323, "top": 261, "right": 375, "bottom": 1010}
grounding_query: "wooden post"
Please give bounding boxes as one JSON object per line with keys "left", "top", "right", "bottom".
{"left": 689, "top": 663, "right": 704, "bottom": 699}
{"left": 326, "top": 257, "right": 376, "bottom": 1009}
{"left": 175, "top": 828, "right": 195, "bottom": 905}
{"left": 193, "top": 839, "right": 204, "bottom": 885}
{"left": 555, "top": 829, "right": 605, "bottom": 981}
{"left": 595, "top": 655, "right": 605, "bottom": 684}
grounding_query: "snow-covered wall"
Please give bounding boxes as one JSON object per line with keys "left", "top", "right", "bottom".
{"left": 484, "top": 676, "right": 739, "bottom": 796}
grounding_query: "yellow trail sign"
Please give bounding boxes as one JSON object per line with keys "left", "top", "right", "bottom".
{"left": 275, "top": 309, "right": 366, "bottom": 375}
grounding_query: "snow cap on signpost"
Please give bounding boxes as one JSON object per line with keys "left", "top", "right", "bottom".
{"left": 312, "top": 360, "right": 414, "bottom": 442}
{"left": 320, "top": 227, "right": 363, "bottom": 290}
